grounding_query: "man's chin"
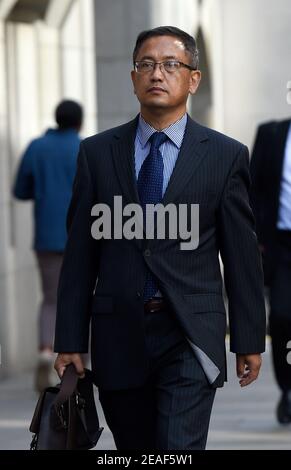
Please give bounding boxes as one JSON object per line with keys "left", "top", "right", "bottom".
{"left": 141, "top": 99, "right": 169, "bottom": 109}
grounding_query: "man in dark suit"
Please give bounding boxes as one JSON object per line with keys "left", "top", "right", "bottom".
{"left": 54, "top": 26, "right": 266, "bottom": 450}
{"left": 250, "top": 119, "right": 291, "bottom": 424}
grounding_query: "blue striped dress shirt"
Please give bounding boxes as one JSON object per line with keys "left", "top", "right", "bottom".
{"left": 134, "top": 112, "right": 187, "bottom": 196}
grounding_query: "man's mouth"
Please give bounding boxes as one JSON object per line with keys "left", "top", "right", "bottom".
{"left": 147, "top": 87, "right": 167, "bottom": 93}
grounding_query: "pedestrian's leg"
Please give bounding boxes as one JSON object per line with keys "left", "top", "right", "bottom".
{"left": 269, "top": 243, "right": 291, "bottom": 392}
{"left": 35, "top": 251, "right": 63, "bottom": 391}
{"left": 155, "top": 339, "right": 216, "bottom": 450}
{"left": 143, "top": 305, "right": 216, "bottom": 450}
{"left": 36, "top": 252, "right": 63, "bottom": 350}
{"left": 98, "top": 381, "right": 156, "bottom": 450}
{"left": 269, "top": 237, "right": 291, "bottom": 423}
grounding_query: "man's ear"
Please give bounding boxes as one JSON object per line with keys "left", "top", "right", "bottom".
{"left": 189, "top": 70, "right": 201, "bottom": 95}
{"left": 131, "top": 70, "right": 137, "bottom": 95}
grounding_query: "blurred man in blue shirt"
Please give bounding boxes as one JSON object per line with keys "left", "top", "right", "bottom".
{"left": 13, "top": 100, "right": 83, "bottom": 391}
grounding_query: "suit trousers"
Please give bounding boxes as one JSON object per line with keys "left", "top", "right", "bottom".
{"left": 98, "top": 305, "right": 216, "bottom": 450}
{"left": 269, "top": 230, "right": 291, "bottom": 391}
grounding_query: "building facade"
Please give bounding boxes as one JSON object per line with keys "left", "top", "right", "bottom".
{"left": 0, "top": 0, "right": 97, "bottom": 377}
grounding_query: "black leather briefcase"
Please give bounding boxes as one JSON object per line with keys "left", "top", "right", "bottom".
{"left": 29, "top": 364, "right": 103, "bottom": 450}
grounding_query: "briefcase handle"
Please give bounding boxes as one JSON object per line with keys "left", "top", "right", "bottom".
{"left": 54, "top": 363, "right": 80, "bottom": 409}
{"left": 55, "top": 365, "right": 95, "bottom": 409}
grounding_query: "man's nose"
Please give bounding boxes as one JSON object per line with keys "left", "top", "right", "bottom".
{"left": 150, "top": 63, "right": 164, "bottom": 80}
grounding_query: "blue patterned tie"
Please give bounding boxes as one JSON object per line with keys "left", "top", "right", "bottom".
{"left": 137, "top": 131, "right": 168, "bottom": 301}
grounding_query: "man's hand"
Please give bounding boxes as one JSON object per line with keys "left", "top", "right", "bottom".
{"left": 236, "top": 353, "right": 262, "bottom": 387}
{"left": 54, "top": 353, "right": 85, "bottom": 379}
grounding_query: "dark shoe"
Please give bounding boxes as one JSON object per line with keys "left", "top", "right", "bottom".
{"left": 277, "top": 391, "right": 291, "bottom": 424}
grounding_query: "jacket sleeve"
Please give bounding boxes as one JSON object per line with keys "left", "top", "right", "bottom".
{"left": 13, "top": 144, "right": 35, "bottom": 200}
{"left": 217, "top": 145, "right": 266, "bottom": 354}
{"left": 249, "top": 124, "right": 271, "bottom": 245}
{"left": 54, "top": 142, "right": 100, "bottom": 352}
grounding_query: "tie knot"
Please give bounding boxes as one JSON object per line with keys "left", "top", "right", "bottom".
{"left": 149, "top": 131, "right": 168, "bottom": 150}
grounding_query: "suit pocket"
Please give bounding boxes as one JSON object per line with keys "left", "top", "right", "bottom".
{"left": 92, "top": 295, "right": 114, "bottom": 314}
{"left": 183, "top": 293, "right": 226, "bottom": 314}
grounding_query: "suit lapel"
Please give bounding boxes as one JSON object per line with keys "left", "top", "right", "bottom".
{"left": 161, "top": 115, "right": 209, "bottom": 207}
{"left": 111, "top": 115, "right": 140, "bottom": 205}
{"left": 148, "top": 116, "right": 209, "bottom": 247}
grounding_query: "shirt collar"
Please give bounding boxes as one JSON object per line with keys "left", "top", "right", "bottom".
{"left": 137, "top": 113, "right": 188, "bottom": 149}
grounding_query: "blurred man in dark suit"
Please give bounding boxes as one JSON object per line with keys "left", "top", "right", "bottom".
{"left": 250, "top": 118, "right": 291, "bottom": 423}
{"left": 54, "top": 26, "right": 266, "bottom": 450}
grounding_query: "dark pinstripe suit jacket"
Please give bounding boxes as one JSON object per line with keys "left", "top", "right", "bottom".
{"left": 54, "top": 114, "right": 266, "bottom": 389}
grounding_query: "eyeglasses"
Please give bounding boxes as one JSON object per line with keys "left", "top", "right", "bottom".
{"left": 134, "top": 60, "right": 196, "bottom": 74}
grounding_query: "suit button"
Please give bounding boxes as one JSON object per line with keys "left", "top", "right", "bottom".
{"left": 144, "top": 249, "right": 151, "bottom": 257}
{"left": 136, "top": 292, "right": 141, "bottom": 298}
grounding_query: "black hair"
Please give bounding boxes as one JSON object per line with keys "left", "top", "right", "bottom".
{"left": 133, "top": 26, "right": 199, "bottom": 69}
{"left": 55, "top": 100, "right": 83, "bottom": 130}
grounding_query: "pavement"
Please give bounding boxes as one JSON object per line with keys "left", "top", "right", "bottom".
{"left": 0, "top": 339, "right": 290, "bottom": 450}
